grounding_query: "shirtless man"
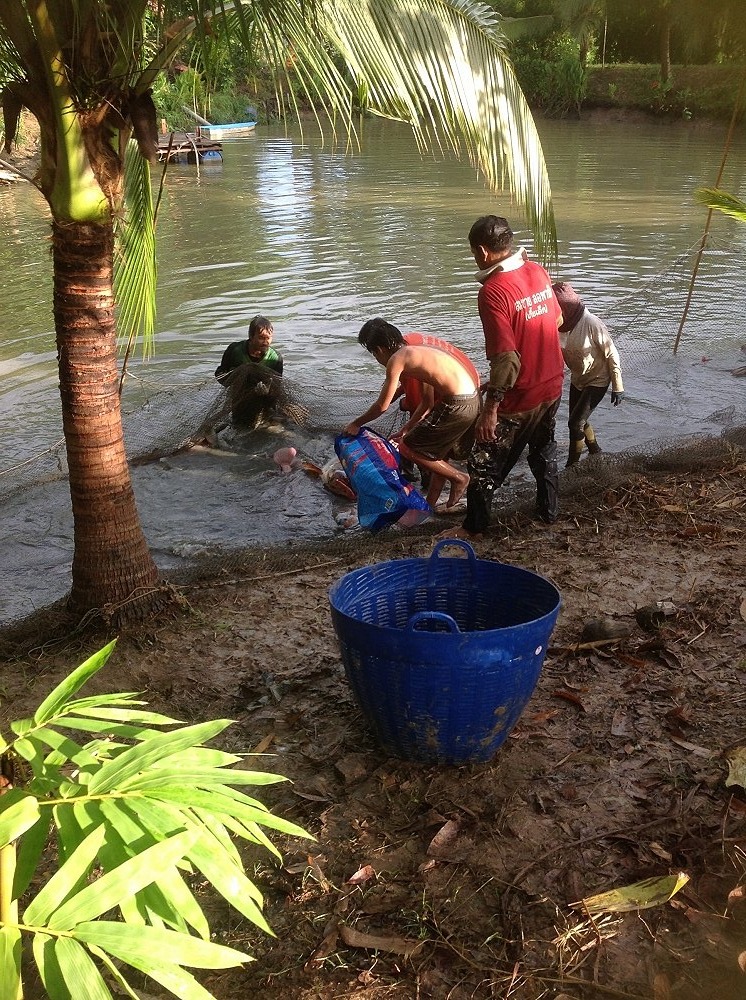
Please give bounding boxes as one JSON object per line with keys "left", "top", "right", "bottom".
{"left": 343, "top": 319, "right": 480, "bottom": 510}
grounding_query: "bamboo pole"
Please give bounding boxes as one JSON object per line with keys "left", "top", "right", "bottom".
{"left": 673, "top": 67, "right": 746, "bottom": 354}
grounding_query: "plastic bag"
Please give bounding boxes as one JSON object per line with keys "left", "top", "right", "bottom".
{"left": 334, "top": 428, "right": 431, "bottom": 533}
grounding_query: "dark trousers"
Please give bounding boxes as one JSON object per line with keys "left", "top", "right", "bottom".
{"left": 568, "top": 383, "right": 608, "bottom": 442}
{"left": 463, "top": 397, "right": 560, "bottom": 533}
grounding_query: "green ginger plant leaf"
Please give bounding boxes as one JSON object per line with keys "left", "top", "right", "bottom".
{"left": 0, "top": 640, "right": 312, "bottom": 1000}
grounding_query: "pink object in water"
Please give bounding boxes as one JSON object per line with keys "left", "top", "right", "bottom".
{"left": 273, "top": 446, "right": 297, "bottom": 473}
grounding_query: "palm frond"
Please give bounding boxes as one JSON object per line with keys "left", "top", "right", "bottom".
{"left": 198, "top": 0, "right": 556, "bottom": 259}
{"left": 695, "top": 186, "right": 746, "bottom": 224}
{"left": 330, "top": 0, "right": 556, "bottom": 260}
{"left": 114, "top": 139, "right": 157, "bottom": 350}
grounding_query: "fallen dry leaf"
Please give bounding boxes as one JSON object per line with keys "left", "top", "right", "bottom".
{"left": 250, "top": 732, "right": 275, "bottom": 754}
{"left": 715, "top": 496, "right": 744, "bottom": 509}
{"left": 347, "top": 864, "right": 376, "bottom": 885}
{"left": 552, "top": 689, "right": 587, "bottom": 711}
{"left": 526, "top": 708, "right": 561, "bottom": 725}
{"left": 611, "top": 708, "right": 630, "bottom": 736}
{"left": 669, "top": 736, "right": 712, "bottom": 758}
{"left": 649, "top": 842, "right": 673, "bottom": 862}
{"left": 727, "top": 885, "right": 746, "bottom": 912}
{"left": 427, "top": 818, "right": 461, "bottom": 858}
{"left": 305, "top": 924, "right": 340, "bottom": 968}
{"left": 665, "top": 706, "right": 695, "bottom": 728}
{"left": 307, "top": 855, "right": 333, "bottom": 892}
{"left": 572, "top": 872, "right": 690, "bottom": 914}
{"left": 677, "top": 523, "right": 721, "bottom": 537}
{"left": 724, "top": 745, "right": 746, "bottom": 789}
{"left": 339, "top": 923, "right": 425, "bottom": 958}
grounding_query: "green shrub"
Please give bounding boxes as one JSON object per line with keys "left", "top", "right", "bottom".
{"left": 585, "top": 64, "right": 745, "bottom": 121}
{"left": 152, "top": 69, "right": 206, "bottom": 131}
{"left": 206, "top": 90, "right": 254, "bottom": 125}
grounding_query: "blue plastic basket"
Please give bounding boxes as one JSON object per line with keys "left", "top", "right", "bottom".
{"left": 329, "top": 539, "right": 561, "bottom": 764}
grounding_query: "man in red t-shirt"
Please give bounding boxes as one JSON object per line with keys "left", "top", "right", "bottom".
{"left": 453, "top": 215, "right": 565, "bottom": 537}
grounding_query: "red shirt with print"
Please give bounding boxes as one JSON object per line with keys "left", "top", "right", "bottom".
{"left": 478, "top": 260, "right": 564, "bottom": 414}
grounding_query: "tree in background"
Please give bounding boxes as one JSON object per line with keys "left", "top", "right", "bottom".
{"left": 603, "top": 0, "right": 746, "bottom": 78}
{"left": 0, "top": 0, "right": 556, "bottom": 624}
{"left": 554, "top": 0, "right": 605, "bottom": 67}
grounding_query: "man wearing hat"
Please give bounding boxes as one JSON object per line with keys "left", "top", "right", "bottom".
{"left": 449, "top": 215, "right": 565, "bottom": 538}
{"left": 552, "top": 282, "right": 625, "bottom": 466}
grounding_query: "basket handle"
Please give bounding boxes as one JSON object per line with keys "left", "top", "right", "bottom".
{"left": 406, "top": 611, "right": 461, "bottom": 633}
{"left": 427, "top": 538, "right": 478, "bottom": 587}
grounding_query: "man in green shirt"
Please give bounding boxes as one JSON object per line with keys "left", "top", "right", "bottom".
{"left": 215, "top": 315, "right": 285, "bottom": 427}
{"left": 215, "top": 315, "right": 284, "bottom": 379}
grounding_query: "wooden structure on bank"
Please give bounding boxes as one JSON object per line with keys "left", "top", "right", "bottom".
{"left": 157, "top": 132, "right": 223, "bottom": 164}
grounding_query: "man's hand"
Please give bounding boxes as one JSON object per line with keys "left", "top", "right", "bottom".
{"left": 343, "top": 422, "right": 360, "bottom": 436}
{"left": 611, "top": 390, "right": 625, "bottom": 406}
{"left": 475, "top": 405, "right": 499, "bottom": 443}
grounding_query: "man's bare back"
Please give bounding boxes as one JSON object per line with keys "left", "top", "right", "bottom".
{"left": 388, "top": 345, "right": 477, "bottom": 397}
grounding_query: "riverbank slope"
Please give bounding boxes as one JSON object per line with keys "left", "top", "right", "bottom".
{"left": 2, "top": 441, "right": 745, "bottom": 1000}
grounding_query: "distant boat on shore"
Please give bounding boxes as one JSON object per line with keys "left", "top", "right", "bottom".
{"left": 196, "top": 121, "right": 257, "bottom": 141}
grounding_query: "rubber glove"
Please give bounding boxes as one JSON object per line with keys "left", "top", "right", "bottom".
{"left": 611, "top": 390, "right": 625, "bottom": 406}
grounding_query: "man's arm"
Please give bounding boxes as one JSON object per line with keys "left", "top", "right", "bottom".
{"left": 215, "top": 344, "right": 237, "bottom": 380}
{"left": 477, "top": 351, "right": 521, "bottom": 442}
{"left": 343, "top": 356, "right": 404, "bottom": 436}
{"left": 392, "top": 382, "right": 434, "bottom": 442}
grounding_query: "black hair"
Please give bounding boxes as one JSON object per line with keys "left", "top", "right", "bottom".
{"left": 468, "top": 215, "right": 514, "bottom": 254}
{"left": 248, "top": 315, "right": 273, "bottom": 338}
{"left": 358, "top": 318, "right": 405, "bottom": 353}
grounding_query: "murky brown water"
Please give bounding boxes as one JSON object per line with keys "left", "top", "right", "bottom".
{"left": 1, "top": 115, "right": 745, "bottom": 622}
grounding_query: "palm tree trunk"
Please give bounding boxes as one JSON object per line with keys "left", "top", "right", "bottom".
{"left": 52, "top": 220, "right": 161, "bottom": 619}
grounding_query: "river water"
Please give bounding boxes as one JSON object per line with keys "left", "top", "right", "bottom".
{"left": 1, "top": 116, "right": 745, "bottom": 623}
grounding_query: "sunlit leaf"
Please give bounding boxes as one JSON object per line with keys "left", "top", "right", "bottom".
{"left": 49, "top": 830, "right": 197, "bottom": 930}
{"left": 571, "top": 872, "right": 690, "bottom": 914}
{"left": 0, "top": 926, "right": 22, "bottom": 1000}
{"left": 86, "top": 719, "right": 232, "bottom": 794}
{"left": 115, "top": 952, "right": 225, "bottom": 999}
{"left": 33, "top": 727, "right": 100, "bottom": 769}
{"left": 25, "top": 825, "right": 106, "bottom": 925}
{"left": 74, "top": 921, "right": 250, "bottom": 970}
{"left": 33, "top": 642, "right": 117, "bottom": 725}
{"left": 186, "top": 833, "right": 273, "bottom": 935}
{"left": 0, "top": 789, "right": 41, "bottom": 849}
{"left": 114, "top": 140, "right": 158, "bottom": 350}
{"left": 123, "top": 766, "right": 289, "bottom": 791}
{"left": 54, "top": 937, "right": 113, "bottom": 1000}
{"left": 32, "top": 932, "right": 70, "bottom": 1000}
{"left": 150, "top": 784, "right": 312, "bottom": 840}
{"left": 695, "top": 186, "right": 746, "bottom": 223}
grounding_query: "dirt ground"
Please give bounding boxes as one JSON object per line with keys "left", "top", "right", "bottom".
{"left": 2, "top": 449, "right": 745, "bottom": 1000}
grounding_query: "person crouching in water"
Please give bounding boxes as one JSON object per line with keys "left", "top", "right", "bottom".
{"left": 343, "top": 319, "right": 480, "bottom": 511}
{"left": 215, "top": 315, "right": 285, "bottom": 428}
{"left": 552, "top": 282, "right": 625, "bottom": 466}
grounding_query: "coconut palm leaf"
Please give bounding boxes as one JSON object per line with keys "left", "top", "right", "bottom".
{"left": 695, "top": 186, "right": 746, "bottom": 223}
{"left": 207, "top": 0, "right": 556, "bottom": 260}
{"left": 114, "top": 139, "right": 157, "bottom": 357}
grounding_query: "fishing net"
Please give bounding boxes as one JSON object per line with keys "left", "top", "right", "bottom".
{"left": 1, "top": 237, "right": 744, "bottom": 626}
